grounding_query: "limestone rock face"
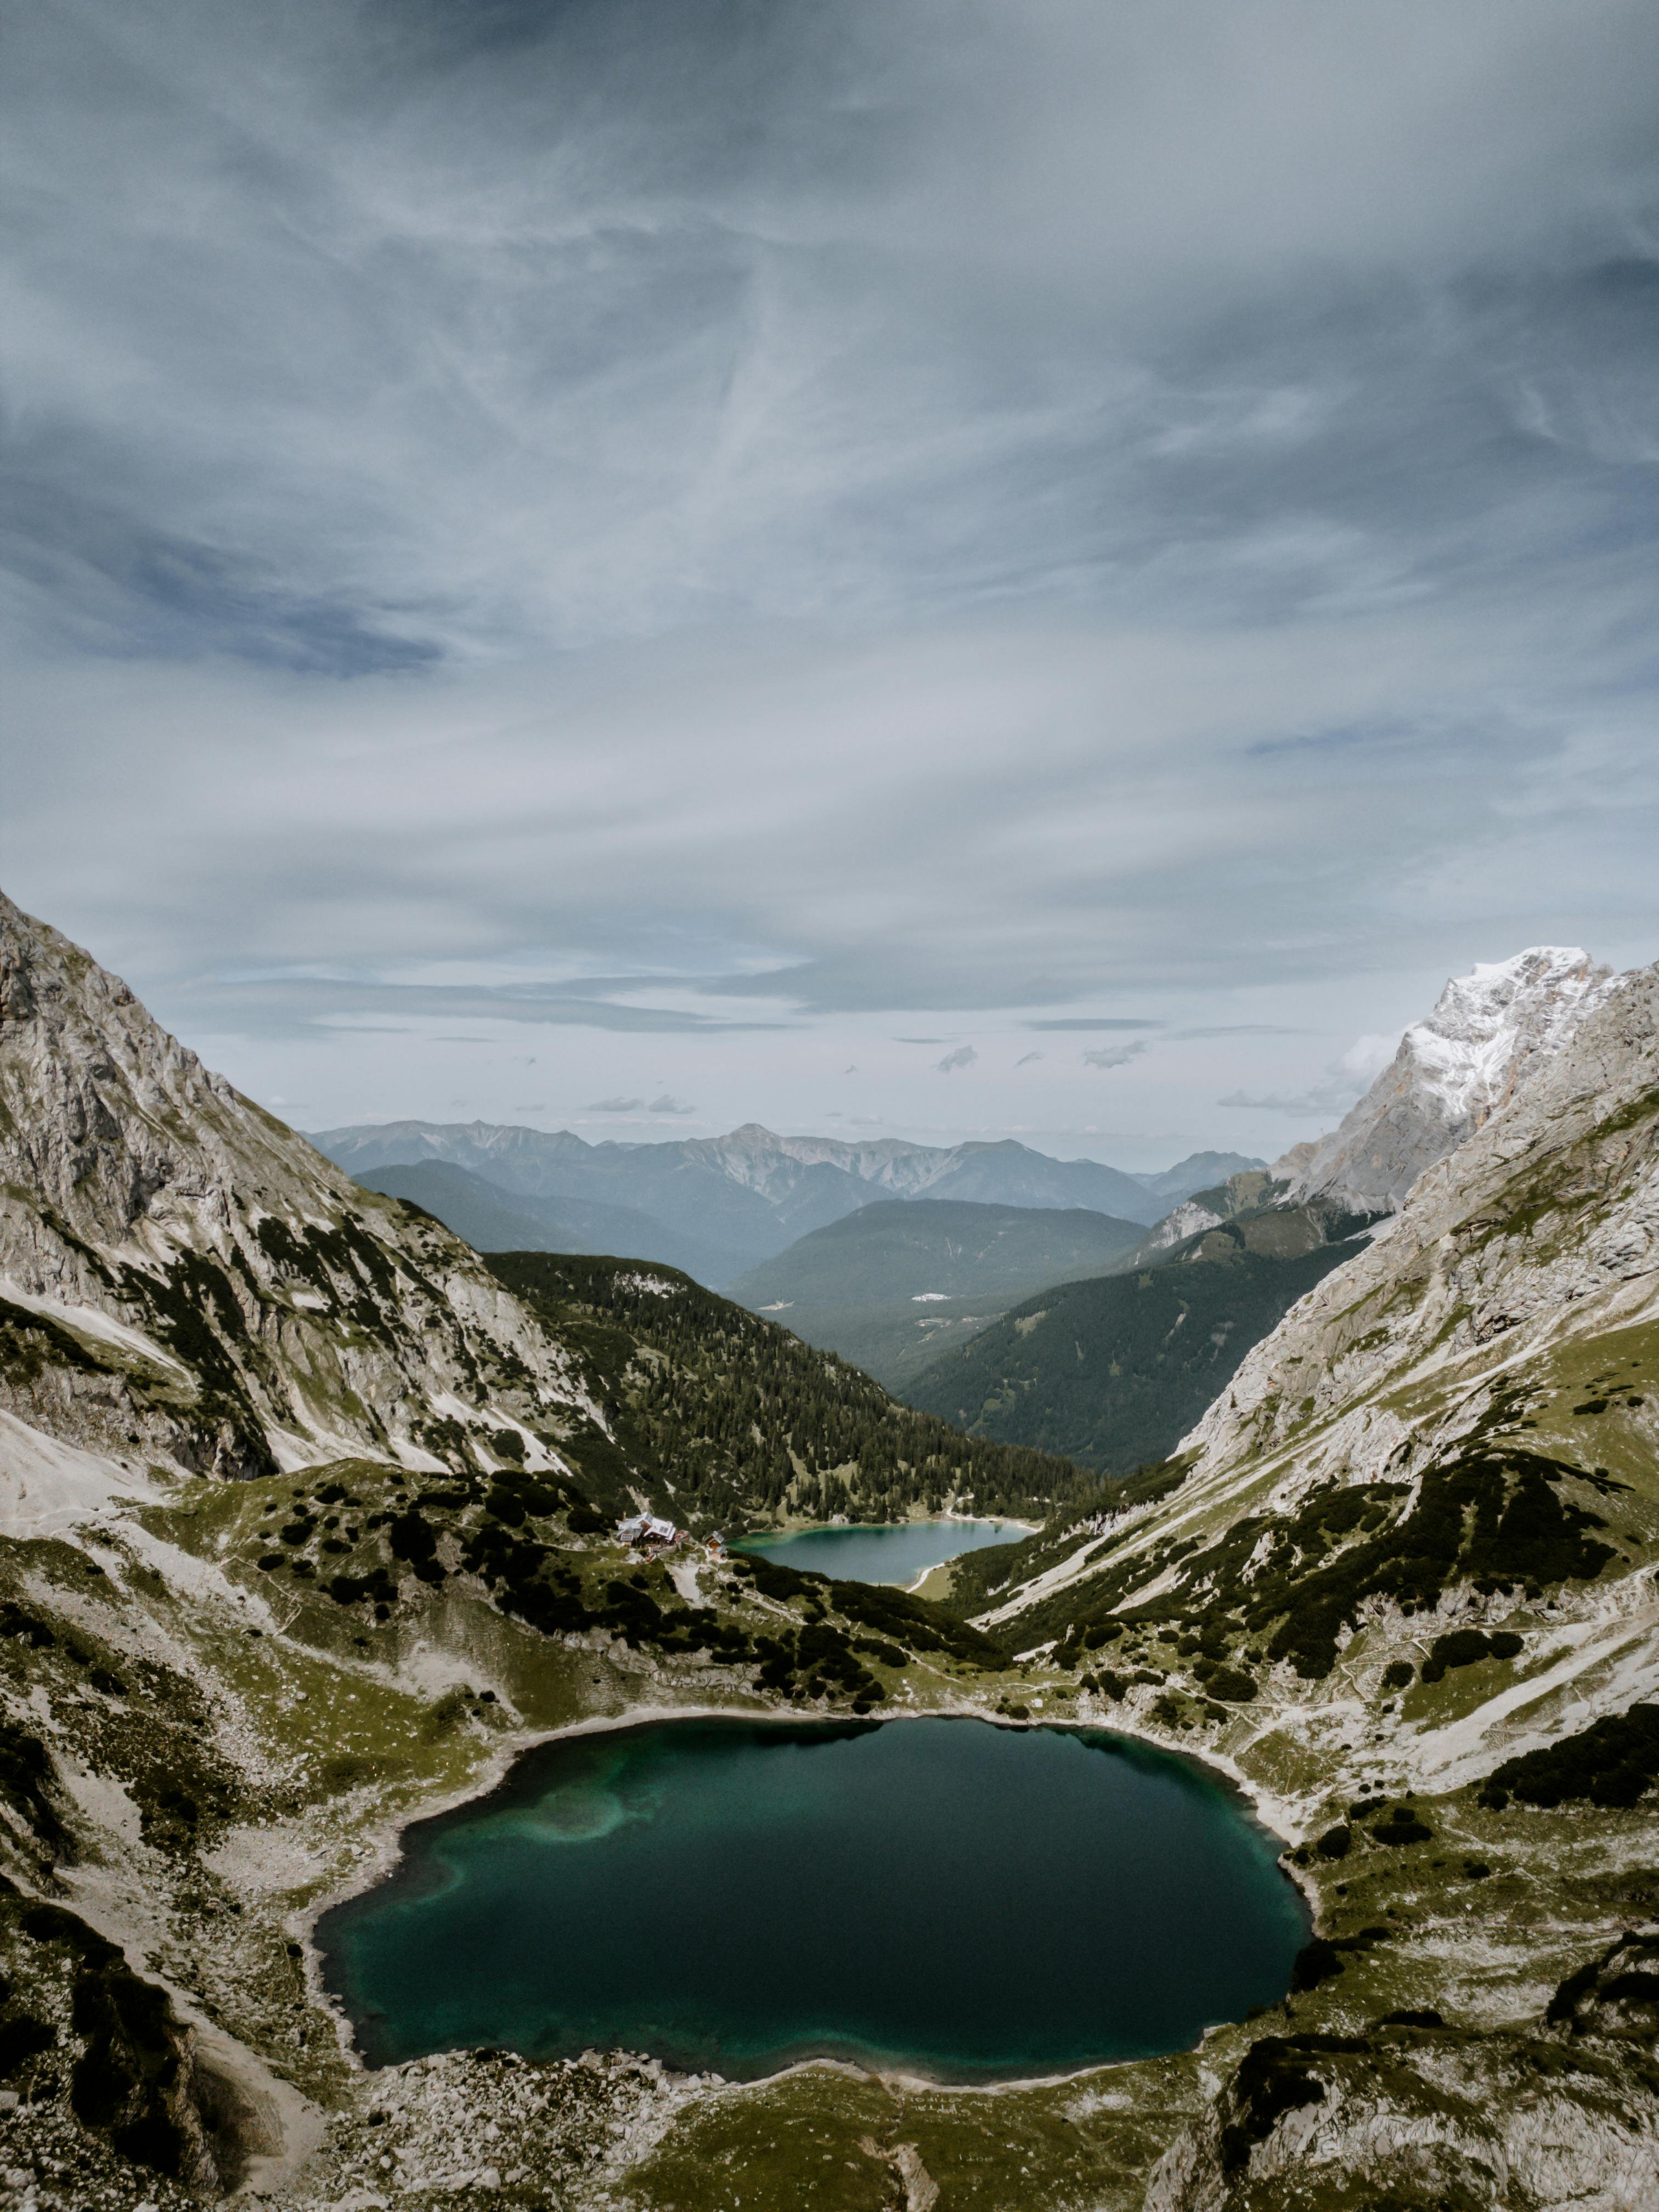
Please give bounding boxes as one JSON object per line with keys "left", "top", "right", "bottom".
{"left": 1186, "top": 957, "right": 1659, "bottom": 1488}
{"left": 1277, "top": 946, "right": 1615, "bottom": 1216}
{"left": 0, "top": 889, "right": 584, "bottom": 1477}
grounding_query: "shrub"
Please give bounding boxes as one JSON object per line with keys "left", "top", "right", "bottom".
{"left": 1373, "top": 1813, "right": 1433, "bottom": 1846}
{"left": 1421, "top": 1627, "right": 1524, "bottom": 1683}
{"left": 1481, "top": 1701, "right": 1659, "bottom": 1811}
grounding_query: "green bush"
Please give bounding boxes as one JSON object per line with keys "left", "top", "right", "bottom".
{"left": 1481, "top": 1701, "right": 1659, "bottom": 1811}
{"left": 1421, "top": 1627, "right": 1523, "bottom": 1683}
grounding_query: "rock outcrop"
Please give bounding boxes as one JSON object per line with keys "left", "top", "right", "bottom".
{"left": 0, "top": 888, "right": 585, "bottom": 1478}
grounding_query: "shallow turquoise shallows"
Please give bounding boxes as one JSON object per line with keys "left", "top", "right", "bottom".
{"left": 733, "top": 1517, "right": 1029, "bottom": 1585}
{"left": 318, "top": 1717, "right": 1307, "bottom": 2081}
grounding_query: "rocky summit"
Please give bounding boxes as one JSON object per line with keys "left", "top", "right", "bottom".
{"left": 1276, "top": 945, "right": 1616, "bottom": 1217}
{"left": 1, "top": 890, "right": 1657, "bottom": 2212}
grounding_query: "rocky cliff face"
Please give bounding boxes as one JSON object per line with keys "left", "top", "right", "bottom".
{"left": 1188, "top": 955, "right": 1656, "bottom": 1489}
{"left": 0, "top": 889, "right": 586, "bottom": 1479}
{"left": 1276, "top": 946, "right": 1615, "bottom": 1216}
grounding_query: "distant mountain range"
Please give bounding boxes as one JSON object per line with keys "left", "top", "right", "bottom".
{"left": 355, "top": 1160, "right": 713, "bottom": 1277}
{"left": 308, "top": 1118, "right": 1262, "bottom": 1287}
{"left": 725, "top": 1199, "right": 1146, "bottom": 1392}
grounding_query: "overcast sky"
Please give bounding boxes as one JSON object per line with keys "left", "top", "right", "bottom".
{"left": 5, "top": 0, "right": 1658, "bottom": 1168}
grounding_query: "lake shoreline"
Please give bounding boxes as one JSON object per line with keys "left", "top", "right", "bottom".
{"left": 732, "top": 1513, "right": 1038, "bottom": 1588}
{"left": 308, "top": 1702, "right": 1310, "bottom": 2094}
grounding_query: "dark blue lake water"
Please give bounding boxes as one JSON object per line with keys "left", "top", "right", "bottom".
{"left": 319, "top": 1716, "right": 1306, "bottom": 2083}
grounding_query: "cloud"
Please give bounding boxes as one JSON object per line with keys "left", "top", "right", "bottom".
{"left": 588, "top": 1096, "right": 644, "bottom": 1113}
{"left": 647, "top": 1094, "right": 697, "bottom": 1116}
{"left": 1082, "top": 1041, "right": 1149, "bottom": 1069}
{"left": 1336, "top": 1031, "right": 1403, "bottom": 1085}
{"left": 1217, "top": 1084, "right": 1353, "bottom": 1115}
{"left": 1175, "top": 1024, "right": 1306, "bottom": 1039}
{"left": 935, "top": 1046, "right": 978, "bottom": 1074}
{"left": 2, "top": 0, "right": 1657, "bottom": 1143}
{"left": 1014, "top": 1050, "right": 1043, "bottom": 1066}
{"left": 1024, "top": 1019, "right": 1161, "bottom": 1032}
{"left": 1216, "top": 1029, "right": 1399, "bottom": 1115}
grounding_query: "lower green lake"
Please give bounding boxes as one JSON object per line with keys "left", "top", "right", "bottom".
{"left": 733, "top": 1517, "right": 1030, "bottom": 1585}
{"left": 318, "top": 1717, "right": 1307, "bottom": 2081}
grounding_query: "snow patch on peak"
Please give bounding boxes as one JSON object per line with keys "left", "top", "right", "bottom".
{"left": 1407, "top": 946, "right": 1613, "bottom": 1123}
{"left": 1276, "top": 945, "right": 1615, "bottom": 1216}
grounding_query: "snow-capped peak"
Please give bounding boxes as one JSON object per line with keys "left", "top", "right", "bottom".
{"left": 1275, "top": 946, "right": 1615, "bottom": 1215}
{"left": 1406, "top": 946, "right": 1612, "bottom": 1122}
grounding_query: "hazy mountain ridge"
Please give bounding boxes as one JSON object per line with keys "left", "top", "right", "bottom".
{"left": 726, "top": 1198, "right": 1146, "bottom": 1392}
{"left": 905, "top": 1223, "right": 1359, "bottom": 1473}
{"left": 309, "top": 1117, "right": 1257, "bottom": 1289}
{"left": 355, "top": 1159, "right": 710, "bottom": 1275}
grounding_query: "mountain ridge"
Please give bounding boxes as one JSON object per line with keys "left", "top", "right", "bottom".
{"left": 726, "top": 1197, "right": 1147, "bottom": 1392}
{"left": 308, "top": 1116, "right": 1259, "bottom": 1286}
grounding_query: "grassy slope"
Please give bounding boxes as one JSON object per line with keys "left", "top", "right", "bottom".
{"left": 0, "top": 1439, "right": 1023, "bottom": 2203}
{"left": 906, "top": 1236, "right": 1357, "bottom": 1472}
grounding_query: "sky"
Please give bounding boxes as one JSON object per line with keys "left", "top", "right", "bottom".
{"left": 4, "top": 0, "right": 1658, "bottom": 1170}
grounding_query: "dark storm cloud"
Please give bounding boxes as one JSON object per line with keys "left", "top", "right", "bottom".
{"left": 3, "top": 0, "right": 1659, "bottom": 1104}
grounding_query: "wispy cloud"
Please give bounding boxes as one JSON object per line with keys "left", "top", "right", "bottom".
{"left": 1216, "top": 1029, "right": 1400, "bottom": 1116}
{"left": 936, "top": 1046, "right": 978, "bottom": 1074}
{"left": 1025, "top": 1019, "right": 1162, "bottom": 1032}
{"left": 3, "top": 1, "right": 1657, "bottom": 1149}
{"left": 1082, "top": 1041, "right": 1149, "bottom": 1070}
{"left": 1175, "top": 1024, "right": 1306, "bottom": 1040}
{"left": 1217, "top": 1082, "right": 1355, "bottom": 1116}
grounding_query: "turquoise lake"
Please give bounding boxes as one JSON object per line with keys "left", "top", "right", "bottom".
{"left": 733, "top": 1517, "right": 1030, "bottom": 1585}
{"left": 318, "top": 1717, "right": 1307, "bottom": 2082}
